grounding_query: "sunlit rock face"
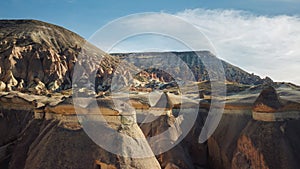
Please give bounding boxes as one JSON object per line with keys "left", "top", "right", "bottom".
{"left": 0, "top": 20, "right": 121, "bottom": 94}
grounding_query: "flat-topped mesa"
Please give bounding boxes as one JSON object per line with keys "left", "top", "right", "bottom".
{"left": 252, "top": 86, "right": 300, "bottom": 121}
{"left": 111, "top": 51, "right": 273, "bottom": 85}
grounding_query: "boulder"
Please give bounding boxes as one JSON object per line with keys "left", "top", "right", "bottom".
{"left": 48, "top": 80, "right": 61, "bottom": 92}
{"left": 0, "top": 80, "right": 5, "bottom": 91}
{"left": 3, "top": 70, "right": 18, "bottom": 90}
{"left": 27, "top": 78, "right": 47, "bottom": 95}
{"left": 16, "top": 79, "right": 25, "bottom": 91}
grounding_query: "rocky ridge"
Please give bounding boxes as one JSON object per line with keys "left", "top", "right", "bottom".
{"left": 0, "top": 20, "right": 122, "bottom": 94}
{"left": 0, "top": 20, "right": 274, "bottom": 96}
{"left": 111, "top": 51, "right": 273, "bottom": 85}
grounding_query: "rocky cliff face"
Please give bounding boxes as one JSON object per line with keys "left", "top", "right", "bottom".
{"left": 208, "top": 85, "right": 300, "bottom": 169}
{"left": 1, "top": 81, "right": 300, "bottom": 169}
{"left": 2, "top": 84, "right": 300, "bottom": 169}
{"left": 0, "top": 20, "right": 120, "bottom": 93}
{"left": 0, "top": 92, "right": 162, "bottom": 169}
{"left": 111, "top": 51, "right": 273, "bottom": 85}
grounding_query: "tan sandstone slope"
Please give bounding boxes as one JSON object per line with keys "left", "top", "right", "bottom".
{"left": 0, "top": 20, "right": 122, "bottom": 93}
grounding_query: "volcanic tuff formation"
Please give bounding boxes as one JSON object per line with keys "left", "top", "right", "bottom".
{"left": 253, "top": 86, "right": 283, "bottom": 112}
{"left": 0, "top": 20, "right": 274, "bottom": 95}
{"left": 0, "top": 20, "right": 122, "bottom": 94}
{"left": 1, "top": 20, "right": 300, "bottom": 169}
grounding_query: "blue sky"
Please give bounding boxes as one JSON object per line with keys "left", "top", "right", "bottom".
{"left": 1, "top": 0, "right": 300, "bottom": 38}
{"left": 1, "top": 0, "right": 300, "bottom": 84}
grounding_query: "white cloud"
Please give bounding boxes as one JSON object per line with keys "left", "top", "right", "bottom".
{"left": 176, "top": 9, "right": 300, "bottom": 84}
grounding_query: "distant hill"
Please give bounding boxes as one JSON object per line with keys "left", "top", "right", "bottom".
{"left": 111, "top": 51, "right": 273, "bottom": 85}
